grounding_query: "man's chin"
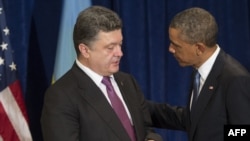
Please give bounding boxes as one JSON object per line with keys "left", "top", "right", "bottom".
{"left": 110, "top": 67, "right": 119, "bottom": 73}
{"left": 178, "top": 62, "right": 188, "bottom": 67}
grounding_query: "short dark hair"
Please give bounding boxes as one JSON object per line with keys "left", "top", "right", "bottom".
{"left": 170, "top": 7, "right": 218, "bottom": 47}
{"left": 73, "top": 6, "right": 122, "bottom": 55}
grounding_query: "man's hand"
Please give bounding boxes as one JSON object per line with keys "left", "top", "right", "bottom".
{"left": 145, "top": 132, "right": 163, "bottom": 141}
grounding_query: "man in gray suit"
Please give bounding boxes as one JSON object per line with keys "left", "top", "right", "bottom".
{"left": 148, "top": 7, "right": 250, "bottom": 141}
{"left": 41, "top": 6, "right": 162, "bottom": 141}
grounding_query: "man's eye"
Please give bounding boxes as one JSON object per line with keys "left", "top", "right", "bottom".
{"left": 107, "top": 46, "right": 114, "bottom": 50}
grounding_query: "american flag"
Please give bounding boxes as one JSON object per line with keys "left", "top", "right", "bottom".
{"left": 0, "top": 1, "right": 32, "bottom": 141}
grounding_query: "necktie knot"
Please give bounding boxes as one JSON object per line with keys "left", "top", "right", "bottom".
{"left": 102, "top": 77, "right": 114, "bottom": 93}
{"left": 102, "top": 76, "right": 112, "bottom": 87}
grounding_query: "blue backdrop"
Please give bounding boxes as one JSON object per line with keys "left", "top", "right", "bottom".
{"left": 3, "top": 0, "right": 250, "bottom": 140}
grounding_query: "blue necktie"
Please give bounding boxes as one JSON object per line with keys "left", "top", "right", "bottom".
{"left": 102, "top": 76, "right": 136, "bottom": 141}
{"left": 191, "top": 71, "right": 200, "bottom": 110}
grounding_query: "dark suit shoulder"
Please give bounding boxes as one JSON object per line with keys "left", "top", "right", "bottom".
{"left": 46, "top": 64, "right": 86, "bottom": 94}
{"left": 218, "top": 50, "right": 250, "bottom": 77}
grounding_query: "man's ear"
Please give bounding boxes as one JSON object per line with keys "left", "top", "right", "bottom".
{"left": 195, "top": 42, "right": 206, "bottom": 56}
{"left": 79, "top": 43, "right": 90, "bottom": 58}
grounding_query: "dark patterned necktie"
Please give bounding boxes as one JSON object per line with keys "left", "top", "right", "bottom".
{"left": 102, "top": 76, "right": 136, "bottom": 141}
{"left": 191, "top": 70, "right": 200, "bottom": 110}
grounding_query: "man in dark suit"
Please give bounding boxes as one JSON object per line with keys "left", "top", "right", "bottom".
{"left": 41, "top": 6, "right": 162, "bottom": 141}
{"left": 147, "top": 7, "right": 250, "bottom": 141}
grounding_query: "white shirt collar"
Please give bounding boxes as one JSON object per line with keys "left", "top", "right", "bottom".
{"left": 198, "top": 44, "right": 220, "bottom": 83}
{"left": 75, "top": 59, "right": 114, "bottom": 86}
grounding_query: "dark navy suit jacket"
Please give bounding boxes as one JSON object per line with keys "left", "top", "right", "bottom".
{"left": 148, "top": 49, "right": 250, "bottom": 141}
{"left": 41, "top": 63, "right": 159, "bottom": 141}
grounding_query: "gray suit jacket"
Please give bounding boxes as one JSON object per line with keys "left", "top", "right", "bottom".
{"left": 41, "top": 63, "right": 160, "bottom": 141}
{"left": 148, "top": 49, "right": 250, "bottom": 141}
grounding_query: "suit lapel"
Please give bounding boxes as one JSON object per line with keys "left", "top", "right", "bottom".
{"left": 189, "top": 50, "right": 226, "bottom": 138}
{"left": 72, "top": 65, "right": 131, "bottom": 141}
{"left": 114, "top": 74, "right": 136, "bottom": 120}
{"left": 114, "top": 73, "right": 143, "bottom": 140}
{"left": 114, "top": 74, "right": 138, "bottom": 123}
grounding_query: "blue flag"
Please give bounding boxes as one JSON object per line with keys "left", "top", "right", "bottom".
{"left": 53, "top": 0, "right": 91, "bottom": 82}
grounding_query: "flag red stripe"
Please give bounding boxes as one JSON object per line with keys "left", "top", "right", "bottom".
{"left": 0, "top": 102, "right": 20, "bottom": 141}
{"left": 0, "top": 1, "right": 32, "bottom": 140}
{"left": 8, "top": 81, "right": 29, "bottom": 122}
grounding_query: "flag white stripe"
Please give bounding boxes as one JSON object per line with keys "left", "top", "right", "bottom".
{"left": 0, "top": 87, "right": 32, "bottom": 141}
